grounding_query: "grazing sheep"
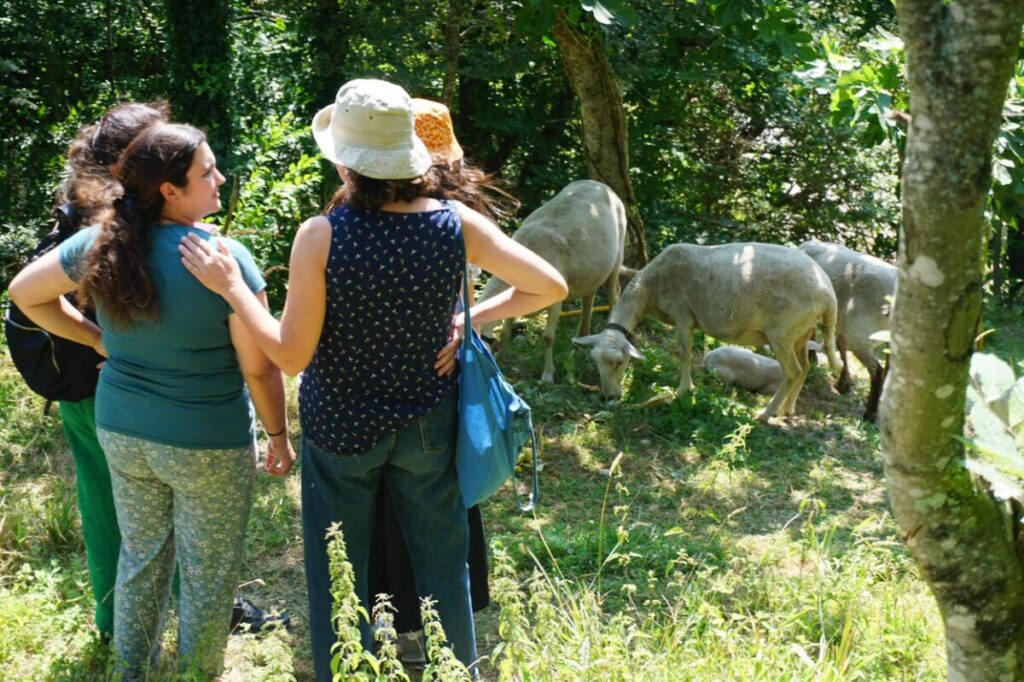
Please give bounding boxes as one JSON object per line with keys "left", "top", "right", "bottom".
{"left": 798, "top": 239, "right": 897, "bottom": 421}
{"left": 573, "top": 243, "right": 842, "bottom": 421}
{"left": 478, "top": 180, "right": 627, "bottom": 382}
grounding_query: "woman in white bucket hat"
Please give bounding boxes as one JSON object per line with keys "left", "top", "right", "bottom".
{"left": 178, "top": 78, "right": 567, "bottom": 677}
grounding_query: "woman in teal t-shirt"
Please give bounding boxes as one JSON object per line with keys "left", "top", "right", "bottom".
{"left": 10, "top": 123, "right": 295, "bottom": 680}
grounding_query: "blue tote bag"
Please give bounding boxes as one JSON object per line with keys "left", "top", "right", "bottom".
{"left": 455, "top": 263, "right": 539, "bottom": 511}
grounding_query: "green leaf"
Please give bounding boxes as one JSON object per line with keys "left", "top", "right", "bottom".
{"left": 582, "top": 0, "right": 616, "bottom": 25}
{"left": 965, "top": 458, "right": 1024, "bottom": 501}
{"left": 868, "top": 330, "right": 891, "bottom": 344}
{"left": 994, "top": 162, "right": 1013, "bottom": 185}
{"left": 968, "top": 401, "right": 1018, "bottom": 461}
{"left": 1008, "top": 377, "right": 1024, "bottom": 431}
{"left": 969, "top": 353, "right": 1016, "bottom": 401}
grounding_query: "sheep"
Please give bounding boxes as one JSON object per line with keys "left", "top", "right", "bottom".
{"left": 702, "top": 342, "right": 823, "bottom": 395}
{"left": 798, "top": 239, "right": 897, "bottom": 421}
{"left": 703, "top": 346, "right": 783, "bottom": 394}
{"left": 573, "top": 242, "right": 842, "bottom": 421}
{"left": 477, "top": 179, "right": 627, "bottom": 382}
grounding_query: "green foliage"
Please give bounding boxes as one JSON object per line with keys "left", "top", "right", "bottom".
{"left": 0, "top": 563, "right": 105, "bottom": 680}
{"left": 0, "top": 308, "right": 965, "bottom": 679}
{"left": 421, "top": 598, "right": 472, "bottom": 681}
{"left": 325, "top": 522, "right": 470, "bottom": 680}
{"left": 163, "top": 0, "right": 233, "bottom": 154}
{"left": 963, "top": 352, "right": 1024, "bottom": 502}
{"left": 220, "top": 112, "right": 322, "bottom": 310}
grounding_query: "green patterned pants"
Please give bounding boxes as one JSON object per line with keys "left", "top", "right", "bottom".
{"left": 97, "top": 429, "right": 255, "bottom": 680}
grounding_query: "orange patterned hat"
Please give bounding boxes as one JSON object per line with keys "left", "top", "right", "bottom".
{"left": 412, "top": 98, "right": 464, "bottom": 165}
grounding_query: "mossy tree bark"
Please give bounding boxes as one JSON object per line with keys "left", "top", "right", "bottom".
{"left": 552, "top": 10, "right": 648, "bottom": 265}
{"left": 881, "top": 1, "right": 1024, "bottom": 679}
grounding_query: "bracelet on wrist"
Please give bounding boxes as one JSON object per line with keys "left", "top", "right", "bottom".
{"left": 265, "top": 425, "right": 287, "bottom": 438}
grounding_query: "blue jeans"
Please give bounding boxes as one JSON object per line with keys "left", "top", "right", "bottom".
{"left": 301, "top": 390, "right": 476, "bottom": 679}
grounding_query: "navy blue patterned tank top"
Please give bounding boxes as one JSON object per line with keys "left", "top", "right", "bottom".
{"left": 299, "top": 201, "right": 464, "bottom": 456}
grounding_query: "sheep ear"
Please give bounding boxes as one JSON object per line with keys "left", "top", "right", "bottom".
{"left": 625, "top": 340, "right": 644, "bottom": 359}
{"left": 572, "top": 334, "right": 602, "bottom": 347}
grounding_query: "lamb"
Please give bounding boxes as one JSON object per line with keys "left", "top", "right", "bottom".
{"left": 478, "top": 179, "right": 627, "bottom": 382}
{"left": 798, "top": 239, "right": 897, "bottom": 421}
{"left": 702, "top": 342, "right": 823, "bottom": 395}
{"left": 573, "top": 242, "right": 842, "bottom": 421}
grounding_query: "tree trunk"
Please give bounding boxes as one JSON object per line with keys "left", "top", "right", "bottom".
{"left": 552, "top": 10, "right": 648, "bottom": 266}
{"left": 441, "top": 0, "right": 463, "bottom": 109}
{"left": 881, "top": 2, "right": 1024, "bottom": 679}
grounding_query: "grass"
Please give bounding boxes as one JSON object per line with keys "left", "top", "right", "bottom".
{"left": 7, "top": 300, "right": 1019, "bottom": 679}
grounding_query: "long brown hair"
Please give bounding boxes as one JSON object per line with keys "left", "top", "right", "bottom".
{"left": 57, "top": 101, "right": 170, "bottom": 229}
{"left": 428, "top": 158, "right": 520, "bottom": 223}
{"left": 324, "top": 169, "right": 439, "bottom": 213}
{"left": 78, "top": 123, "right": 205, "bottom": 328}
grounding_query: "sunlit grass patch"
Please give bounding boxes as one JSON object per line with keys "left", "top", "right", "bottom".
{"left": 0, "top": 562, "right": 100, "bottom": 680}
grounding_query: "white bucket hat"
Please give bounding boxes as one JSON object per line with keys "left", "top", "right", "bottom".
{"left": 312, "top": 79, "right": 432, "bottom": 180}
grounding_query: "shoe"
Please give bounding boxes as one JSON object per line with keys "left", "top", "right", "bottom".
{"left": 396, "top": 630, "right": 426, "bottom": 665}
{"left": 230, "top": 596, "right": 292, "bottom": 634}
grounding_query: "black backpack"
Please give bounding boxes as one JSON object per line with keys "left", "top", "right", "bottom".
{"left": 4, "top": 204, "right": 102, "bottom": 404}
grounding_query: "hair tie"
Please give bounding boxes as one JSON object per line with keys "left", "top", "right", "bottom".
{"left": 114, "top": 195, "right": 137, "bottom": 212}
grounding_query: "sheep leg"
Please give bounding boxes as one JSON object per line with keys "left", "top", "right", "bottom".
{"left": 577, "top": 293, "right": 595, "bottom": 338}
{"left": 760, "top": 339, "right": 803, "bottom": 421}
{"left": 500, "top": 315, "right": 515, "bottom": 346}
{"left": 675, "top": 326, "right": 695, "bottom": 395}
{"left": 541, "top": 301, "right": 563, "bottom": 383}
{"left": 781, "top": 331, "right": 813, "bottom": 415}
{"left": 835, "top": 334, "right": 852, "bottom": 394}
{"left": 605, "top": 265, "right": 621, "bottom": 310}
{"left": 862, "top": 356, "right": 887, "bottom": 422}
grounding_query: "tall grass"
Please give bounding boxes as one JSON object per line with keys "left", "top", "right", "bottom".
{"left": 0, "top": 302, "right": 964, "bottom": 680}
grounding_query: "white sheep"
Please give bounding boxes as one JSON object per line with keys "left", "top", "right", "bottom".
{"left": 702, "top": 342, "right": 823, "bottom": 395}
{"left": 798, "top": 239, "right": 897, "bottom": 421}
{"left": 478, "top": 179, "right": 627, "bottom": 382}
{"left": 573, "top": 242, "right": 842, "bottom": 421}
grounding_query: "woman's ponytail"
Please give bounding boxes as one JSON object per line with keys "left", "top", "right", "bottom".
{"left": 77, "top": 123, "right": 204, "bottom": 329}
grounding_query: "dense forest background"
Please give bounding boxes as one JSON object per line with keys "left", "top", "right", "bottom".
{"left": 5, "top": 0, "right": 1020, "bottom": 307}
{"left": 5, "top": 3, "right": 1024, "bottom": 679}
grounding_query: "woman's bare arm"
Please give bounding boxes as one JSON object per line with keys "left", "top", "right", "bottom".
{"left": 179, "top": 218, "right": 330, "bottom": 375}
{"left": 8, "top": 248, "right": 106, "bottom": 355}
{"left": 229, "top": 291, "right": 295, "bottom": 476}
{"left": 433, "top": 202, "right": 568, "bottom": 376}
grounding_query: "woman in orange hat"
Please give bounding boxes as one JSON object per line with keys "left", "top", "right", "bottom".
{"left": 365, "top": 97, "right": 518, "bottom": 663}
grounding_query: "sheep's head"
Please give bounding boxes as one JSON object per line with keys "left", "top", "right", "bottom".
{"left": 573, "top": 328, "right": 643, "bottom": 400}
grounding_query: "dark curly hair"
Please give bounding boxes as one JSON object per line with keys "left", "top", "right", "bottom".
{"left": 77, "top": 123, "right": 205, "bottom": 328}
{"left": 426, "top": 158, "right": 520, "bottom": 223}
{"left": 57, "top": 101, "right": 170, "bottom": 229}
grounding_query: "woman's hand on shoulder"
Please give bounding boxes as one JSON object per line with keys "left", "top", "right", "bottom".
{"left": 178, "top": 234, "right": 243, "bottom": 296}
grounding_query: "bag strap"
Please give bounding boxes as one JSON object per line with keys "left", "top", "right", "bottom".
{"left": 460, "top": 244, "right": 539, "bottom": 513}
{"left": 461, "top": 260, "right": 473, "bottom": 346}
{"left": 512, "top": 429, "right": 540, "bottom": 513}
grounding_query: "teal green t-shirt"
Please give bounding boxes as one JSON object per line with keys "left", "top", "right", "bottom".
{"left": 60, "top": 224, "right": 266, "bottom": 449}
